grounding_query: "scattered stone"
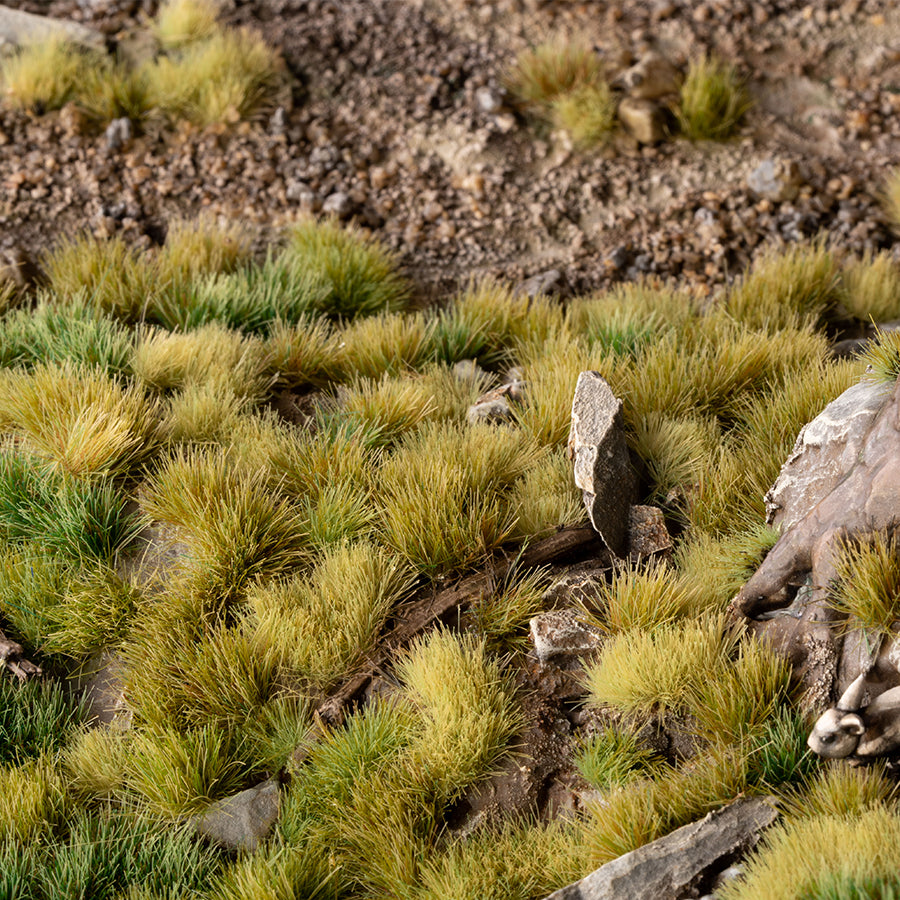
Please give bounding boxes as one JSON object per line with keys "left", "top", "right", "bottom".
{"left": 0, "top": 246, "right": 42, "bottom": 294}
{"left": 501, "top": 365, "right": 526, "bottom": 403}
{"left": 567, "top": 372, "right": 636, "bottom": 556}
{"left": 747, "top": 159, "right": 804, "bottom": 203}
{"left": 0, "top": 628, "right": 41, "bottom": 681}
{"left": 626, "top": 505, "right": 673, "bottom": 561}
{"left": 542, "top": 797, "right": 778, "bottom": 900}
{"left": 617, "top": 52, "right": 681, "bottom": 100}
{"left": 104, "top": 117, "right": 133, "bottom": 152}
{"left": 515, "top": 268, "right": 565, "bottom": 299}
{"left": 0, "top": 4, "right": 105, "bottom": 51}
{"left": 617, "top": 97, "right": 668, "bottom": 144}
{"left": 452, "top": 358, "right": 488, "bottom": 383}
{"left": 322, "top": 191, "right": 353, "bottom": 218}
{"left": 529, "top": 608, "right": 603, "bottom": 667}
{"left": 193, "top": 780, "right": 280, "bottom": 853}
{"left": 475, "top": 85, "right": 505, "bottom": 114}
{"left": 467, "top": 382, "right": 521, "bottom": 425}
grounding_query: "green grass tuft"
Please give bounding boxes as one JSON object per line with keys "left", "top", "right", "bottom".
{"left": 552, "top": 82, "right": 615, "bottom": 147}
{"left": 677, "top": 53, "right": 751, "bottom": 140}
{"left": 574, "top": 727, "right": 664, "bottom": 791}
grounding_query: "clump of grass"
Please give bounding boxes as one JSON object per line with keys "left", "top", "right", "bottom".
{"left": 240, "top": 694, "right": 311, "bottom": 775}
{"left": 0, "top": 297, "right": 132, "bottom": 372}
{"left": 74, "top": 60, "right": 151, "bottom": 125}
{"left": 0, "top": 450, "right": 141, "bottom": 562}
{"left": 268, "top": 316, "right": 341, "bottom": 388}
{"left": 0, "top": 362, "right": 163, "bottom": 477}
{"left": 42, "top": 234, "right": 155, "bottom": 323}
{"left": 552, "top": 82, "right": 615, "bottom": 147}
{"left": 399, "top": 629, "right": 521, "bottom": 803}
{"left": 584, "top": 614, "right": 736, "bottom": 714}
{"left": 417, "top": 819, "right": 585, "bottom": 900}
{"left": 0, "top": 678, "right": 85, "bottom": 767}
{"left": 132, "top": 322, "right": 274, "bottom": 401}
{"left": 281, "top": 219, "right": 411, "bottom": 321}
{"left": 882, "top": 168, "right": 900, "bottom": 234}
{"left": 506, "top": 447, "right": 584, "bottom": 541}
{"left": 145, "top": 27, "right": 284, "bottom": 125}
{"left": 249, "top": 541, "right": 413, "bottom": 690}
{"left": 718, "top": 806, "right": 900, "bottom": 900}
{"left": 686, "top": 638, "right": 792, "bottom": 744}
{"left": 156, "top": 215, "right": 251, "bottom": 284}
{"left": 860, "top": 327, "right": 900, "bottom": 382}
{"left": 63, "top": 728, "right": 130, "bottom": 801}
{"left": 783, "top": 762, "right": 899, "bottom": 821}
{"left": 465, "top": 566, "right": 547, "bottom": 651}
{"left": 140, "top": 447, "right": 309, "bottom": 601}
{"left": 677, "top": 52, "right": 751, "bottom": 140}
{"left": 725, "top": 241, "right": 842, "bottom": 332}
{"left": 154, "top": 0, "right": 221, "bottom": 50}
{"left": 0, "top": 757, "right": 66, "bottom": 843}
{"left": 0, "top": 38, "right": 89, "bottom": 111}
{"left": 587, "top": 561, "right": 696, "bottom": 634}
{"left": 125, "top": 725, "right": 245, "bottom": 817}
{"left": 571, "top": 303, "right": 661, "bottom": 358}
{"left": 164, "top": 382, "right": 254, "bottom": 445}
{"left": 574, "top": 727, "right": 663, "bottom": 791}
{"left": 335, "top": 311, "right": 435, "bottom": 380}
{"left": 842, "top": 250, "right": 900, "bottom": 322}
{"left": 830, "top": 530, "right": 900, "bottom": 634}
{"left": 745, "top": 705, "right": 815, "bottom": 789}
{"left": 506, "top": 38, "right": 602, "bottom": 110}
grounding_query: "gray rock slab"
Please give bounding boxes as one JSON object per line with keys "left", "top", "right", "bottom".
{"left": 193, "top": 780, "right": 280, "bottom": 852}
{"left": 543, "top": 797, "right": 778, "bottom": 900}
{"left": 530, "top": 608, "right": 602, "bottom": 666}
{"left": 568, "top": 371, "right": 636, "bottom": 556}
{"left": 0, "top": 5, "right": 104, "bottom": 51}
{"left": 765, "top": 379, "right": 893, "bottom": 532}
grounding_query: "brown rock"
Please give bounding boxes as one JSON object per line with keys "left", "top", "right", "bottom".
{"left": 617, "top": 97, "right": 667, "bottom": 145}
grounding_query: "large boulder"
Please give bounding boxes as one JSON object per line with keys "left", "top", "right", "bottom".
{"left": 567, "top": 372, "right": 636, "bottom": 557}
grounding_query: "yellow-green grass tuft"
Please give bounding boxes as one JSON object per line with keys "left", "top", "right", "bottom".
{"left": 0, "top": 38, "right": 89, "bottom": 111}
{"left": 154, "top": 0, "right": 221, "bottom": 50}
{"left": 144, "top": 27, "right": 284, "bottom": 126}
{"left": 686, "top": 638, "right": 792, "bottom": 744}
{"left": 132, "top": 322, "right": 274, "bottom": 401}
{"left": 718, "top": 806, "right": 900, "bottom": 900}
{"left": 464, "top": 565, "right": 547, "bottom": 652}
{"left": 883, "top": 167, "right": 900, "bottom": 235}
{"left": 587, "top": 561, "right": 696, "bottom": 635}
{"left": 282, "top": 218, "right": 411, "bottom": 320}
{"left": 73, "top": 60, "right": 151, "bottom": 125}
{"left": 268, "top": 316, "right": 341, "bottom": 388}
{"left": 725, "top": 240, "right": 843, "bottom": 332}
{"left": 860, "top": 327, "right": 900, "bottom": 382}
{"left": 584, "top": 614, "right": 737, "bottom": 714}
{"left": 248, "top": 541, "right": 413, "bottom": 690}
{"left": 334, "top": 310, "right": 435, "bottom": 380}
{"left": 63, "top": 728, "right": 130, "bottom": 802}
{"left": 552, "top": 81, "right": 615, "bottom": 148}
{"left": 399, "top": 629, "right": 522, "bottom": 803}
{"left": 209, "top": 843, "right": 332, "bottom": 900}
{"left": 574, "top": 727, "right": 664, "bottom": 791}
{"left": 0, "top": 757, "right": 67, "bottom": 843}
{"left": 141, "top": 447, "right": 309, "bottom": 601}
{"left": 677, "top": 53, "right": 751, "bottom": 140}
{"left": 163, "top": 382, "right": 254, "bottom": 445}
{"left": 156, "top": 215, "right": 252, "bottom": 284}
{"left": 830, "top": 530, "right": 900, "bottom": 634}
{"left": 782, "top": 761, "right": 899, "bottom": 821}
{"left": 506, "top": 38, "right": 602, "bottom": 110}
{"left": 42, "top": 233, "right": 156, "bottom": 323}
{"left": 0, "top": 362, "right": 163, "bottom": 478}
{"left": 125, "top": 725, "right": 245, "bottom": 817}
{"left": 505, "top": 447, "right": 584, "bottom": 541}
{"left": 417, "top": 819, "right": 586, "bottom": 900}
{"left": 240, "top": 694, "right": 311, "bottom": 776}
{"left": 842, "top": 250, "right": 900, "bottom": 322}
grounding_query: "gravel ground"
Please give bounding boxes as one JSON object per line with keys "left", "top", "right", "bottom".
{"left": 2, "top": 0, "right": 900, "bottom": 302}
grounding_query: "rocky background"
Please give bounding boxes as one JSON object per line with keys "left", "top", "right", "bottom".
{"left": 2, "top": 0, "right": 900, "bottom": 301}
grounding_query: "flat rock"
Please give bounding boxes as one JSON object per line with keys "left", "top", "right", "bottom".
{"left": 765, "top": 379, "right": 893, "bottom": 532}
{"left": 567, "top": 371, "right": 636, "bottom": 556}
{"left": 747, "top": 158, "right": 803, "bottom": 203}
{"left": 529, "top": 608, "right": 602, "bottom": 666}
{"left": 542, "top": 797, "right": 778, "bottom": 900}
{"left": 193, "top": 780, "right": 280, "bottom": 852}
{"left": 0, "top": 5, "right": 104, "bottom": 52}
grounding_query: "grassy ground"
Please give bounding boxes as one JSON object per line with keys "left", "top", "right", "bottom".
{"left": 1, "top": 216, "right": 900, "bottom": 898}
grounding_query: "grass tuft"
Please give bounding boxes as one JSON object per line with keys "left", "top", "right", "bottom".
{"left": 551, "top": 82, "right": 615, "bottom": 147}
{"left": 842, "top": 250, "right": 900, "bottom": 322}
{"left": 860, "top": 327, "right": 900, "bottom": 382}
{"left": 830, "top": 530, "right": 900, "bottom": 634}
{"left": 0, "top": 757, "right": 66, "bottom": 843}
{"left": 0, "top": 38, "right": 89, "bottom": 112}
{"left": 63, "top": 728, "right": 130, "bottom": 801}
{"left": 154, "top": 0, "right": 221, "bottom": 50}
{"left": 506, "top": 38, "right": 602, "bottom": 110}
{"left": 677, "top": 53, "right": 751, "bottom": 140}
{"left": 574, "top": 727, "right": 663, "bottom": 791}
